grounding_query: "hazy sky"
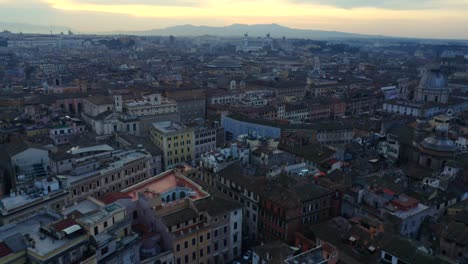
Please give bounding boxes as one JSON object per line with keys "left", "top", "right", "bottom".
{"left": 1, "top": 0, "right": 468, "bottom": 38}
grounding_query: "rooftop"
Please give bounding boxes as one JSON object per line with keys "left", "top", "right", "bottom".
{"left": 152, "top": 121, "right": 189, "bottom": 134}
{"left": 122, "top": 167, "right": 209, "bottom": 202}
{"left": 0, "top": 213, "right": 86, "bottom": 257}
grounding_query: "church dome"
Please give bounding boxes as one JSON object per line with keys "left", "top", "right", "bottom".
{"left": 420, "top": 125, "right": 456, "bottom": 153}
{"left": 420, "top": 136, "right": 457, "bottom": 152}
{"left": 419, "top": 69, "right": 448, "bottom": 90}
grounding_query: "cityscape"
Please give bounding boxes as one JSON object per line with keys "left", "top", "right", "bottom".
{"left": 0, "top": 1, "right": 468, "bottom": 264}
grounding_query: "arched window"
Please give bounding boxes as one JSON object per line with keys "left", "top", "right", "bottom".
{"left": 180, "top": 192, "right": 186, "bottom": 198}
{"left": 166, "top": 194, "right": 171, "bottom": 202}
{"left": 172, "top": 192, "right": 176, "bottom": 201}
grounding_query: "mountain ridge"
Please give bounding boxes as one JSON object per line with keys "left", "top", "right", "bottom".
{"left": 113, "top": 23, "right": 387, "bottom": 39}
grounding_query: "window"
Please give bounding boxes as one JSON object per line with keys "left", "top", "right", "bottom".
{"left": 192, "top": 252, "right": 196, "bottom": 261}
{"left": 200, "top": 235, "right": 203, "bottom": 243}
{"left": 383, "top": 252, "right": 392, "bottom": 262}
{"left": 94, "top": 226, "right": 99, "bottom": 235}
{"left": 103, "top": 221, "right": 108, "bottom": 228}
{"left": 207, "top": 232, "right": 211, "bottom": 240}
{"left": 200, "top": 248, "right": 204, "bottom": 257}
{"left": 214, "top": 230, "right": 218, "bottom": 237}
{"left": 192, "top": 238, "right": 196, "bottom": 245}
{"left": 101, "top": 246, "right": 109, "bottom": 255}
{"left": 224, "top": 226, "right": 227, "bottom": 233}
{"left": 233, "top": 233, "right": 238, "bottom": 243}
{"left": 184, "top": 241, "right": 188, "bottom": 248}
{"left": 234, "top": 222, "right": 238, "bottom": 230}
{"left": 176, "top": 244, "right": 180, "bottom": 252}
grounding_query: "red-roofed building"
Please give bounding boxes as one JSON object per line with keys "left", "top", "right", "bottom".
{"left": 122, "top": 166, "right": 209, "bottom": 204}
{"left": 391, "top": 194, "right": 419, "bottom": 211}
{"left": 100, "top": 192, "right": 132, "bottom": 205}
{"left": 51, "top": 218, "right": 78, "bottom": 232}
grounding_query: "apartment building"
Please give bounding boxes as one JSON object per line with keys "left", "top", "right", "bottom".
{"left": 121, "top": 166, "right": 243, "bottom": 264}
{"left": 49, "top": 144, "right": 154, "bottom": 205}
{"left": 150, "top": 121, "right": 195, "bottom": 169}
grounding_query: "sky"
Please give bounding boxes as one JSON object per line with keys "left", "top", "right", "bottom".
{"left": 1, "top": 0, "right": 468, "bottom": 39}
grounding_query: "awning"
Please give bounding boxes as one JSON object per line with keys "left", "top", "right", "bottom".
{"left": 63, "top": 224, "right": 82, "bottom": 235}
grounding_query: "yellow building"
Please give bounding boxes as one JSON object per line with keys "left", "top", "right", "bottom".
{"left": 150, "top": 121, "right": 194, "bottom": 169}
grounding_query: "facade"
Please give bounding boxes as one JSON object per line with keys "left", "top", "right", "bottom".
{"left": 166, "top": 91, "right": 206, "bottom": 123}
{"left": 258, "top": 180, "right": 334, "bottom": 244}
{"left": 194, "top": 127, "right": 217, "bottom": 159}
{"left": 82, "top": 94, "right": 178, "bottom": 136}
{"left": 49, "top": 144, "right": 154, "bottom": 205}
{"left": 221, "top": 115, "right": 282, "bottom": 141}
{"left": 215, "top": 162, "right": 262, "bottom": 241}
{"left": 64, "top": 198, "right": 140, "bottom": 263}
{"left": 150, "top": 121, "right": 195, "bottom": 169}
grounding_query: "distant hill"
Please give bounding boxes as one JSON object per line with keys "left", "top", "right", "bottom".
{"left": 116, "top": 23, "right": 387, "bottom": 39}
{"left": 0, "top": 22, "right": 72, "bottom": 34}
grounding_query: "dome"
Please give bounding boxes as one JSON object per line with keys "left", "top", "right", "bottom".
{"left": 420, "top": 136, "right": 457, "bottom": 152}
{"left": 419, "top": 69, "right": 448, "bottom": 90}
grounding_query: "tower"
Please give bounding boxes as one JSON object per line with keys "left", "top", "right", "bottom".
{"left": 114, "top": 95, "right": 123, "bottom": 113}
{"left": 242, "top": 33, "right": 249, "bottom": 50}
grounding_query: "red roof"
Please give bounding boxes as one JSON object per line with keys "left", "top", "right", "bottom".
{"left": 100, "top": 192, "right": 132, "bottom": 204}
{"left": 382, "top": 188, "right": 395, "bottom": 196}
{"left": 52, "top": 218, "right": 78, "bottom": 232}
{"left": 0, "top": 242, "right": 12, "bottom": 258}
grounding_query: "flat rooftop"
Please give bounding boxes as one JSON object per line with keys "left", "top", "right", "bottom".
{"left": 122, "top": 168, "right": 209, "bottom": 201}
{"left": 67, "top": 150, "right": 149, "bottom": 184}
{"left": 285, "top": 247, "right": 327, "bottom": 264}
{"left": 0, "top": 213, "right": 86, "bottom": 257}
{"left": 152, "top": 121, "right": 188, "bottom": 134}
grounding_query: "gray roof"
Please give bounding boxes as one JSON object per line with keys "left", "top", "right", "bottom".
{"left": 2, "top": 233, "right": 27, "bottom": 252}
{"left": 419, "top": 69, "right": 448, "bottom": 90}
{"left": 194, "top": 196, "right": 242, "bottom": 217}
{"left": 162, "top": 208, "right": 198, "bottom": 227}
{"left": 420, "top": 136, "right": 457, "bottom": 152}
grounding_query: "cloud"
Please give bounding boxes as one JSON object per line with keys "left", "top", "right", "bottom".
{"left": 74, "top": 0, "right": 200, "bottom": 6}
{"left": 1, "top": 0, "right": 468, "bottom": 39}
{"left": 290, "top": 0, "right": 437, "bottom": 10}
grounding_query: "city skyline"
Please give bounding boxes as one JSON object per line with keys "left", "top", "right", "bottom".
{"left": 1, "top": 0, "right": 468, "bottom": 39}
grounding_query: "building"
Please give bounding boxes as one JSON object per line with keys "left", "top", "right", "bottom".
{"left": 221, "top": 114, "right": 353, "bottom": 147}
{"left": 380, "top": 236, "right": 450, "bottom": 264}
{"left": 166, "top": 90, "right": 206, "bottom": 123}
{"left": 0, "top": 177, "right": 68, "bottom": 225}
{"left": 194, "top": 127, "right": 217, "bottom": 159}
{"left": 121, "top": 166, "right": 243, "bottom": 264}
{"left": 258, "top": 176, "right": 334, "bottom": 243}
{"left": 81, "top": 94, "right": 178, "bottom": 136}
{"left": 387, "top": 194, "right": 435, "bottom": 238}
{"left": 150, "top": 121, "right": 194, "bottom": 169}
{"left": 383, "top": 69, "right": 452, "bottom": 117}
{"left": 49, "top": 143, "right": 154, "bottom": 205}
{"left": 63, "top": 197, "right": 140, "bottom": 263}
{"left": 0, "top": 141, "right": 50, "bottom": 191}
{"left": 0, "top": 211, "right": 95, "bottom": 263}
